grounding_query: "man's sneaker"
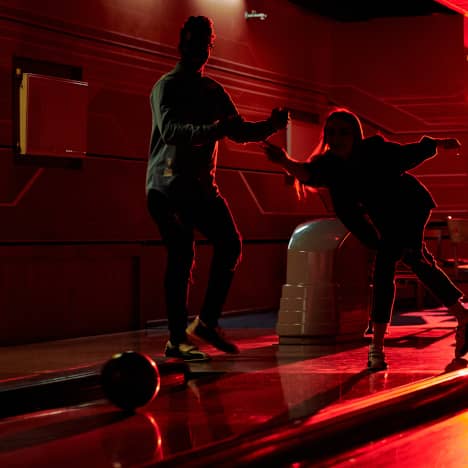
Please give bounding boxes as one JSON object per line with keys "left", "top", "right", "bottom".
{"left": 187, "top": 317, "right": 240, "bottom": 354}
{"left": 454, "top": 323, "right": 468, "bottom": 358}
{"left": 164, "top": 341, "right": 211, "bottom": 362}
{"left": 367, "top": 345, "right": 388, "bottom": 371}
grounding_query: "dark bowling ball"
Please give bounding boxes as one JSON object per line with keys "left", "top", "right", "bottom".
{"left": 101, "top": 351, "right": 160, "bottom": 411}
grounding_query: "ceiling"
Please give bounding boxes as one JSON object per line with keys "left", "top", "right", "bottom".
{"left": 288, "top": 0, "right": 458, "bottom": 21}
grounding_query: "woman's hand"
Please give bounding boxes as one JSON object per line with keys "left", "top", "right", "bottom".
{"left": 260, "top": 140, "right": 288, "bottom": 164}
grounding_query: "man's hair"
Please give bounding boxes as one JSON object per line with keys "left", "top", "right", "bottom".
{"left": 178, "top": 16, "right": 216, "bottom": 51}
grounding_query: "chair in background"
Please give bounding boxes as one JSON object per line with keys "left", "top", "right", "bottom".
{"left": 395, "top": 262, "right": 425, "bottom": 310}
{"left": 446, "top": 217, "right": 468, "bottom": 281}
{"left": 394, "top": 219, "right": 453, "bottom": 309}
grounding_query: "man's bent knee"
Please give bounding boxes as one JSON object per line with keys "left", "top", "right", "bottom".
{"left": 215, "top": 236, "right": 242, "bottom": 271}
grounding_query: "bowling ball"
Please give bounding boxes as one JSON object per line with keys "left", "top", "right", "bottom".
{"left": 101, "top": 351, "right": 160, "bottom": 411}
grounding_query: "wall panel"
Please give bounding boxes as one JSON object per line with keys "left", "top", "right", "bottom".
{"left": 0, "top": 245, "right": 140, "bottom": 345}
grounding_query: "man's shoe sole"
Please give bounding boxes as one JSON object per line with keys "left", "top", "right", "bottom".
{"left": 165, "top": 351, "right": 211, "bottom": 362}
{"left": 187, "top": 326, "right": 240, "bottom": 354}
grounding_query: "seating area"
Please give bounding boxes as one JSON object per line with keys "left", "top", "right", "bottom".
{"left": 446, "top": 217, "right": 468, "bottom": 281}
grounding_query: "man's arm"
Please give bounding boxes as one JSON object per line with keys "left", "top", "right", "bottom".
{"left": 214, "top": 84, "right": 289, "bottom": 142}
{"left": 224, "top": 108, "right": 290, "bottom": 143}
{"left": 152, "top": 79, "right": 228, "bottom": 145}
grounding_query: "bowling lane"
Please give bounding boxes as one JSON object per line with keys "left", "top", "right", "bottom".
{"left": 0, "top": 368, "right": 348, "bottom": 467}
{"left": 0, "top": 360, "right": 455, "bottom": 467}
{"left": 316, "top": 409, "right": 468, "bottom": 467}
{"left": 148, "top": 368, "right": 468, "bottom": 467}
{"left": 0, "top": 368, "right": 311, "bottom": 467}
{"left": 0, "top": 309, "right": 466, "bottom": 467}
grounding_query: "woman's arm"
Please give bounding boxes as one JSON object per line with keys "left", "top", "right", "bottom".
{"left": 260, "top": 140, "right": 312, "bottom": 183}
{"left": 376, "top": 135, "right": 461, "bottom": 172}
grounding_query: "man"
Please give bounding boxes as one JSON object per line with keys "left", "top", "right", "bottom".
{"left": 146, "top": 16, "right": 289, "bottom": 361}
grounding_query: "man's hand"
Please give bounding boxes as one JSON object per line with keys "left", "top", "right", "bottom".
{"left": 269, "top": 107, "right": 290, "bottom": 130}
{"left": 260, "top": 140, "right": 288, "bottom": 164}
{"left": 437, "top": 138, "right": 461, "bottom": 150}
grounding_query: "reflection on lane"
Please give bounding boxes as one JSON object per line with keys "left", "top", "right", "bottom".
{"left": 0, "top": 406, "right": 163, "bottom": 467}
{"left": 150, "top": 368, "right": 468, "bottom": 467}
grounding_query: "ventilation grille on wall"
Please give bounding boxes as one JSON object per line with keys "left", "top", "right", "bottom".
{"left": 19, "top": 73, "right": 88, "bottom": 157}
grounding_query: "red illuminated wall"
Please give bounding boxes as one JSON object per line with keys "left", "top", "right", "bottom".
{"left": 331, "top": 14, "right": 464, "bottom": 97}
{"left": 0, "top": 0, "right": 467, "bottom": 344}
{"left": 329, "top": 13, "right": 468, "bottom": 217}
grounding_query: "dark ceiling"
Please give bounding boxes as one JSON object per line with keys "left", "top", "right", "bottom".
{"left": 288, "top": 0, "right": 456, "bottom": 21}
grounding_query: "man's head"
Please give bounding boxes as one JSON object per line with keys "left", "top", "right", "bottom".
{"left": 178, "top": 16, "right": 215, "bottom": 72}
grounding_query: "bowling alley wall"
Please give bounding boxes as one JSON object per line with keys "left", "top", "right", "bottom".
{"left": 0, "top": 0, "right": 467, "bottom": 344}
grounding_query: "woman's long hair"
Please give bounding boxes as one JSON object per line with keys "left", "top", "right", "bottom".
{"left": 294, "top": 107, "right": 364, "bottom": 199}
{"left": 310, "top": 107, "right": 364, "bottom": 161}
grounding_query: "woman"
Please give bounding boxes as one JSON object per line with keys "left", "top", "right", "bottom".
{"left": 262, "top": 108, "right": 467, "bottom": 370}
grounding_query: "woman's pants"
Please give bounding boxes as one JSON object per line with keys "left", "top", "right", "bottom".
{"left": 371, "top": 210, "right": 462, "bottom": 324}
